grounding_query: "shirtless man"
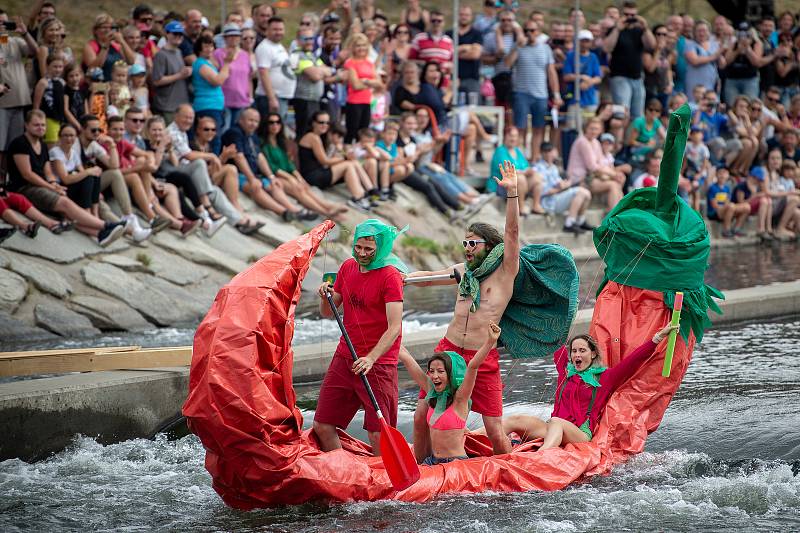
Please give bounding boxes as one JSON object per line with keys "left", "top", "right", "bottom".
{"left": 405, "top": 161, "right": 520, "bottom": 460}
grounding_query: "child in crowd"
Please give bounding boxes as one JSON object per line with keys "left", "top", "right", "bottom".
{"left": 376, "top": 121, "right": 414, "bottom": 199}
{"left": 399, "top": 322, "right": 502, "bottom": 466}
{"left": 326, "top": 124, "right": 346, "bottom": 158}
{"left": 534, "top": 142, "right": 593, "bottom": 234}
{"left": 129, "top": 64, "right": 150, "bottom": 116}
{"left": 683, "top": 126, "right": 712, "bottom": 211}
{"left": 706, "top": 166, "right": 749, "bottom": 238}
{"left": 354, "top": 128, "right": 390, "bottom": 201}
{"left": 64, "top": 63, "right": 88, "bottom": 132}
{"left": 631, "top": 150, "right": 662, "bottom": 190}
{"left": 105, "top": 83, "right": 122, "bottom": 118}
{"left": 111, "top": 60, "right": 133, "bottom": 114}
{"left": 734, "top": 166, "right": 774, "bottom": 241}
{"left": 32, "top": 53, "right": 67, "bottom": 145}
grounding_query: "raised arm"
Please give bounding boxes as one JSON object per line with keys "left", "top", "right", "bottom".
{"left": 405, "top": 264, "right": 463, "bottom": 287}
{"left": 398, "top": 345, "right": 429, "bottom": 391}
{"left": 601, "top": 323, "right": 678, "bottom": 391}
{"left": 495, "top": 160, "right": 520, "bottom": 276}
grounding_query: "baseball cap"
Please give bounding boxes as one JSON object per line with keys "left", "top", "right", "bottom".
{"left": 578, "top": 30, "right": 593, "bottom": 41}
{"left": 690, "top": 125, "right": 703, "bottom": 133}
{"left": 749, "top": 166, "right": 766, "bottom": 181}
{"left": 164, "top": 20, "right": 184, "bottom": 34}
{"left": 321, "top": 12, "right": 340, "bottom": 25}
{"left": 129, "top": 64, "right": 146, "bottom": 76}
{"left": 600, "top": 133, "right": 615, "bottom": 143}
{"left": 222, "top": 23, "right": 242, "bottom": 37}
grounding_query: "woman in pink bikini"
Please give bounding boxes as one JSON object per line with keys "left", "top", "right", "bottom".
{"left": 399, "top": 322, "right": 501, "bottom": 465}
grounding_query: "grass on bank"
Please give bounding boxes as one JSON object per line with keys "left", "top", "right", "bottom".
{"left": 6, "top": 0, "right": 795, "bottom": 54}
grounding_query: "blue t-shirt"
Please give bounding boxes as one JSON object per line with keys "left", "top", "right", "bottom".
{"left": 488, "top": 144, "right": 528, "bottom": 193}
{"left": 563, "top": 51, "right": 601, "bottom": 107}
{"left": 376, "top": 139, "right": 398, "bottom": 160}
{"left": 221, "top": 124, "right": 260, "bottom": 175}
{"left": 192, "top": 58, "right": 225, "bottom": 111}
{"left": 695, "top": 111, "right": 728, "bottom": 142}
{"left": 706, "top": 182, "right": 731, "bottom": 218}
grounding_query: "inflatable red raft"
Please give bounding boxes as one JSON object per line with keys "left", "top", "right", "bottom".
{"left": 183, "top": 104, "right": 722, "bottom": 508}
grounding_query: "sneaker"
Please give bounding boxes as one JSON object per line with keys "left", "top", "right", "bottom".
{"left": 733, "top": 228, "right": 747, "bottom": 237}
{"left": 149, "top": 216, "right": 171, "bottom": 234}
{"left": 281, "top": 210, "right": 296, "bottom": 222}
{"left": 475, "top": 150, "right": 484, "bottom": 163}
{"left": 203, "top": 215, "right": 227, "bottom": 237}
{"left": 721, "top": 229, "right": 734, "bottom": 238}
{"left": 578, "top": 221, "right": 596, "bottom": 231}
{"left": 298, "top": 209, "right": 319, "bottom": 221}
{"left": 97, "top": 222, "right": 126, "bottom": 247}
{"left": 347, "top": 196, "right": 372, "bottom": 212}
{"left": 388, "top": 188, "right": 398, "bottom": 201}
{"left": 379, "top": 189, "right": 392, "bottom": 201}
{"left": 0, "top": 227, "right": 15, "bottom": 245}
{"left": 563, "top": 224, "right": 585, "bottom": 234}
{"left": 179, "top": 218, "right": 200, "bottom": 237}
{"left": 131, "top": 226, "right": 152, "bottom": 243}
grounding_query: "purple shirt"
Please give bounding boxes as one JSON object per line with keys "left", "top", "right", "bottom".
{"left": 213, "top": 48, "right": 253, "bottom": 109}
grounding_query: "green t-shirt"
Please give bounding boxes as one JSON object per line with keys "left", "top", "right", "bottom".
{"left": 488, "top": 144, "right": 529, "bottom": 193}
{"left": 631, "top": 116, "right": 663, "bottom": 144}
{"left": 262, "top": 143, "right": 296, "bottom": 174}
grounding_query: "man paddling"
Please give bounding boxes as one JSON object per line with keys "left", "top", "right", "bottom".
{"left": 406, "top": 161, "right": 521, "bottom": 459}
{"left": 313, "top": 219, "right": 408, "bottom": 455}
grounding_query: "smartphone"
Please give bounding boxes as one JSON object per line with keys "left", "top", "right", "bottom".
{"left": 2, "top": 21, "right": 17, "bottom": 31}
{"left": 322, "top": 272, "right": 337, "bottom": 285}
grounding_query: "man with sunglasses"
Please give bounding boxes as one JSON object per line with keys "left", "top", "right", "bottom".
{"left": 409, "top": 10, "right": 454, "bottom": 83}
{"left": 123, "top": 107, "right": 147, "bottom": 149}
{"left": 405, "top": 161, "right": 521, "bottom": 460}
{"left": 446, "top": 6, "right": 483, "bottom": 99}
{"left": 151, "top": 20, "right": 192, "bottom": 124}
{"left": 291, "top": 28, "right": 331, "bottom": 137}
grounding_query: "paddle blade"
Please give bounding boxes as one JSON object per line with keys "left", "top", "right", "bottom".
{"left": 378, "top": 418, "right": 420, "bottom": 492}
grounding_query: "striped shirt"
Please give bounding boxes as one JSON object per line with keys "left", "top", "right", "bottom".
{"left": 511, "top": 43, "right": 554, "bottom": 98}
{"left": 409, "top": 32, "right": 454, "bottom": 67}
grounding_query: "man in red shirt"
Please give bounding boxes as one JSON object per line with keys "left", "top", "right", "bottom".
{"left": 409, "top": 10, "right": 455, "bottom": 83}
{"left": 313, "top": 219, "right": 407, "bottom": 455}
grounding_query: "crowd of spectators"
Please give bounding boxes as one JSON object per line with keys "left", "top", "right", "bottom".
{"left": 1, "top": 1, "right": 799, "bottom": 246}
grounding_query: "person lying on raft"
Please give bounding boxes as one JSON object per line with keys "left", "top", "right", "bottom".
{"left": 398, "top": 321, "right": 502, "bottom": 466}
{"left": 486, "top": 323, "right": 678, "bottom": 450}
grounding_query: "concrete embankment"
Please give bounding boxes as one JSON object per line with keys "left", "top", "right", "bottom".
{"left": 1, "top": 280, "right": 799, "bottom": 461}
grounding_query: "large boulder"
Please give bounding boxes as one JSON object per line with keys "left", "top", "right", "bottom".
{"left": 68, "top": 295, "right": 150, "bottom": 331}
{"left": 0, "top": 311, "right": 57, "bottom": 347}
{"left": 3, "top": 251, "right": 72, "bottom": 299}
{"left": 34, "top": 301, "right": 101, "bottom": 337}
{"left": 0, "top": 268, "right": 27, "bottom": 313}
{"left": 152, "top": 231, "right": 248, "bottom": 275}
{"left": 81, "top": 262, "right": 199, "bottom": 326}
{"left": 1, "top": 226, "right": 127, "bottom": 263}
{"left": 138, "top": 246, "right": 209, "bottom": 286}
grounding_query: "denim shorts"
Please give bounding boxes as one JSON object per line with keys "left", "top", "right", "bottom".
{"left": 422, "top": 455, "right": 469, "bottom": 466}
{"left": 512, "top": 92, "right": 548, "bottom": 129}
{"left": 238, "top": 173, "right": 270, "bottom": 191}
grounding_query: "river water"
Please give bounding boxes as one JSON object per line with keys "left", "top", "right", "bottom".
{"left": 1, "top": 318, "right": 798, "bottom": 532}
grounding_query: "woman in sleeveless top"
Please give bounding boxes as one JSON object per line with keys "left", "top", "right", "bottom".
{"left": 82, "top": 14, "right": 135, "bottom": 82}
{"left": 400, "top": 322, "right": 501, "bottom": 465}
{"left": 297, "top": 110, "right": 373, "bottom": 211}
{"left": 400, "top": 0, "right": 430, "bottom": 37}
{"left": 386, "top": 24, "right": 413, "bottom": 87}
{"left": 35, "top": 17, "right": 73, "bottom": 81}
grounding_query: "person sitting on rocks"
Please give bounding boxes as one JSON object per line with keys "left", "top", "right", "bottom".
{"left": 706, "top": 166, "right": 749, "bottom": 238}
{"left": 221, "top": 107, "right": 310, "bottom": 221}
{"left": 533, "top": 142, "right": 594, "bottom": 234}
{"left": 6, "top": 110, "right": 126, "bottom": 247}
{"left": 0, "top": 178, "right": 62, "bottom": 239}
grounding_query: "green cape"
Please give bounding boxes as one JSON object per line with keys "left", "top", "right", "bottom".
{"left": 593, "top": 104, "right": 724, "bottom": 342}
{"left": 352, "top": 219, "right": 409, "bottom": 274}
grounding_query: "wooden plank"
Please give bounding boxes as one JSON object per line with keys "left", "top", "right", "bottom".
{"left": 0, "top": 346, "right": 193, "bottom": 377}
{"left": 0, "top": 345, "right": 141, "bottom": 359}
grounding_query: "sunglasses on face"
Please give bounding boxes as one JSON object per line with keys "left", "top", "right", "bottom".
{"left": 202, "top": 127, "right": 216, "bottom": 132}
{"left": 300, "top": 20, "right": 312, "bottom": 26}
{"left": 768, "top": 97, "right": 780, "bottom": 103}
{"left": 315, "top": 120, "right": 330, "bottom": 125}
{"left": 89, "top": 128, "right": 101, "bottom": 133}
{"left": 128, "top": 117, "right": 145, "bottom": 123}
{"left": 500, "top": 18, "right": 514, "bottom": 23}
{"left": 139, "top": 16, "right": 153, "bottom": 23}
{"left": 655, "top": 32, "right": 668, "bottom": 36}
{"left": 525, "top": 28, "right": 537, "bottom": 33}
{"left": 431, "top": 18, "right": 444, "bottom": 24}
{"left": 268, "top": 120, "right": 281, "bottom": 125}
{"left": 301, "top": 36, "right": 314, "bottom": 42}
{"left": 462, "top": 239, "right": 486, "bottom": 248}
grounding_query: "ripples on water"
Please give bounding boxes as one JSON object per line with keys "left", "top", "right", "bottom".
{"left": 2, "top": 319, "right": 799, "bottom": 532}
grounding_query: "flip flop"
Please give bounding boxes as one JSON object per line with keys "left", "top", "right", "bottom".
{"left": 23, "top": 221, "right": 40, "bottom": 238}
{"left": 50, "top": 220, "right": 74, "bottom": 234}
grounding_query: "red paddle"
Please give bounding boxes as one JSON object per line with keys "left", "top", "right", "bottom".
{"left": 325, "top": 292, "right": 421, "bottom": 492}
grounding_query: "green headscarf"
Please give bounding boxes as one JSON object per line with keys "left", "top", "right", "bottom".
{"left": 424, "top": 351, "right": 469, "bottom": 424}
{"left": 566, "top": 363, "right": 606, "bottom": 387}
{"left": 352, "top": 219, "right": 409, "bottom": 274}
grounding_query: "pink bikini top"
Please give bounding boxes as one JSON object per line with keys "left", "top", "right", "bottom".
{"left": 427, "top": 404, "right": 467, "bottom": 431}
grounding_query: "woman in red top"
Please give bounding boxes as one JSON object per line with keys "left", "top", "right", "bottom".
{"left": 343, "top": 33, "right": 383, "bottom": 144}
{"left": 495, "top": 323, "right": 677, "bottom": 450}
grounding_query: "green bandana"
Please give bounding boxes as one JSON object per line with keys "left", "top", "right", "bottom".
{"left": 458, "top": 243, "right": 505, "bottom": 312}
{"left": 566, "top": 362, "right": 606, "bottom": 387}
{"left": 424, "top": 351, "right": 469, "bottom": 424}
{"left": 352, "top": 219, "right": 409, "bottom": 274}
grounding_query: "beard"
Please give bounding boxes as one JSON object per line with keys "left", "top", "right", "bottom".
{"left": 355, "top": 252, "right": 375, "bottom": 267}
{"left": 465, "top": 248, "right": 488, "bottom": 271}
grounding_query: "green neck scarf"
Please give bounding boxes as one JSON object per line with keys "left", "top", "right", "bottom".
{"left": 566, "top": 362, "right": 606, "bottom": 387}
{"left": 352, "top": 219, "right": 409, "bottom": 274}
{"left": 424, "top": 351, "right": 468, "bottom": 424}
{"left": 458, "top": 243, "right": 505, "bottom": 312}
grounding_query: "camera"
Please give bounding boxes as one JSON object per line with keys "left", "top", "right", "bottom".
{"left": 626, "top": 16, "right": 637, "bottom": 25}
{"left": 1, "top": 21, "right": 17, "bottom": 31}
{"left": 737, "top": 30, "right": 748, "bottom": 41}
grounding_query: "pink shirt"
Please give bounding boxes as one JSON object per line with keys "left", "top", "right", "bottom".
{"left": 566, "top": 135, "right": 608, "bottom": 184}
{"left": 344, "top": 57, "right": 374, "bottom": 105}
{"left": 213, "top": 48, "right": 253, "bottom": 109}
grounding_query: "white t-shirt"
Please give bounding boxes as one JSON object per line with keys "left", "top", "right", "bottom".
{"left": 49, "top": 143, "right": 83, "bottom": 173}
{"left": 254, "top": 39, "right": 297, "bottom": 99}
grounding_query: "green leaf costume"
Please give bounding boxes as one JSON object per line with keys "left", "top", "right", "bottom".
{"left": 352, "top": 219, "right": 410, "bottom": 274}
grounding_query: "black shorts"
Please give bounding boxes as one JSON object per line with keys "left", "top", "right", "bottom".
{"left": 707, "top": 211, "right": 721, "bottom": 222}
{"left": 304, "top": 167, "right": 333, "bottom": 189}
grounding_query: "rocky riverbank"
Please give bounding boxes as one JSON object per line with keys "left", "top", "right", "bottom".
{"left": 0, "top": 183, "right": 762, "bottom": 347}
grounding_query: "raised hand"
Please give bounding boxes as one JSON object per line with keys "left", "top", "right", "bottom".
{"left": 494, "top": 160, "right": 518, "bottom": 193}
{"left": 487, "top": 321, "right": 501, "bottom": 341}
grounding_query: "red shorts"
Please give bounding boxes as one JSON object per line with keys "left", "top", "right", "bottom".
{"left": 417, "top": 337, "right": 504, "bottom": 417}
{"left": 0, "top": 192, "right": 33, "bottom": 217}
{"left": 748, "top": 197, "right": 762, "bottom": 216}
{"left": 314, "top": 355, "right": 398, "bottom": 432}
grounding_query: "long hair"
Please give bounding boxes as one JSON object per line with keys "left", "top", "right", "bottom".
{"left": 309, "top": 110, "right": 331, "bottom": 150}
{"left": 426, "top": 352, "right": 454, "bottom": 409}
{"left": 258, "top": 112, "right": 288, "bottom": 153}
{"left": 466, "top": 222, "right": 503, "bottom": 251}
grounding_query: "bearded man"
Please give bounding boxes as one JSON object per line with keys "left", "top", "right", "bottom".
{"left": 313, "top": 219, "right": 408, "bottom": 455}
